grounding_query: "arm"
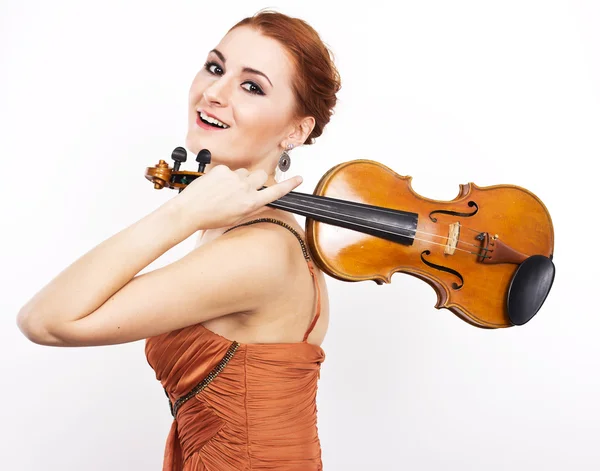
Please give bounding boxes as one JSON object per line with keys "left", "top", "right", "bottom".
{"left": 16, "top": 166, "right": 301, "bottom": 347}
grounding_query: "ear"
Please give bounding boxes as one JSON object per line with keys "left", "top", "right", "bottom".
{"left": 284, "top": 115, "right": 315, "bottom": 147}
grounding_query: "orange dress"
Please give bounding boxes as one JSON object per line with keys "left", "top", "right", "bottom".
{"left": 145, "top": 218, "right": 325, "bottom": 470}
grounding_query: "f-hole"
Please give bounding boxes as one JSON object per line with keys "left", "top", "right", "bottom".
{"left": 420, "top": 250, "right": 464, "bottom": 290}
{"left": 429, "top": 201, "right": 479, "bottom": 223}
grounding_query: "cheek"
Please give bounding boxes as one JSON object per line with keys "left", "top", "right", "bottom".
{"left": 235, "top": 99, "right": 291, "bottom": 140}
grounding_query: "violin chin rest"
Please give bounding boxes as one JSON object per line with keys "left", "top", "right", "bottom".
{"left": 507, "top": 255, "right": 555, "bottom": 326}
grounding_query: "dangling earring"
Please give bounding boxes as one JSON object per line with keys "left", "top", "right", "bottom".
{"left": 278, "top": 143, "right": 294, "bottom": 172}
{"left": 275, "top": 143, "right": 294, "bottom": 182}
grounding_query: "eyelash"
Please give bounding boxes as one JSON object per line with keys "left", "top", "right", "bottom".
{"left": 203, "top": 61, "right": 265, "bottom": 96}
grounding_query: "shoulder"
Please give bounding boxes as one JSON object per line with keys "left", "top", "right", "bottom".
{"left": 192, "top": 217, "right": 304, "bottom": 285}
{"left": 210, "top": 218, "right": 304, "bottom": 266}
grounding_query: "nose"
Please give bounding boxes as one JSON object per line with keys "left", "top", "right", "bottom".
{"left": 203, "top": 77, "right": 231, "bottom": 107}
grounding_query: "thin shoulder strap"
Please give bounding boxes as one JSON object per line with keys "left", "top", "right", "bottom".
{"left": 223, "top": 217, "right": 321, "bottom": 342}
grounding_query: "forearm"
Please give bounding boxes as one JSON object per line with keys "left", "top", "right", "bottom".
{"left": 17, "top": 198, "right": 196, "bottom": 332}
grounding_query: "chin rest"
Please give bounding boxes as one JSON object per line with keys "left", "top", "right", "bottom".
{"left": 507, "top": 255, "right": 555, "bottom": 326}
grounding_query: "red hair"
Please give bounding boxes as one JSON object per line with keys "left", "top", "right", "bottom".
{"left": 230, "top": 10, "right": 341, "bottom": 145}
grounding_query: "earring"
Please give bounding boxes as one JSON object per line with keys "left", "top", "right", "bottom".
{"left": 278, "top": 143, "right": 294, "bottom": 172}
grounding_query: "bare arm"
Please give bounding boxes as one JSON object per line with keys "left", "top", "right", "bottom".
{"left": 16, "top": 166, "right": 301, "bottom": 347}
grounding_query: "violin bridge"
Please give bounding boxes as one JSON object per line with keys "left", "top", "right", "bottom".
{"left": 444, "top": 222, "right": 461, "bottom": 255}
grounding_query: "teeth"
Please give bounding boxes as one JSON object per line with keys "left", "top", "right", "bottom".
{"left": 199, "top": 111, "right": 229, "bottom": 128}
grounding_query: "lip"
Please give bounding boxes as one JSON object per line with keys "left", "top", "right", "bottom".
{"left": 196, "top": 114, "right": 227, "bottom": 131}
{"left": 196, "top": 109, "right": 230, "bottom": 129}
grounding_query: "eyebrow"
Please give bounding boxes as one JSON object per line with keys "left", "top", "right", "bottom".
{"left": 210, "top": 49, "right": 273, "bottom": 87}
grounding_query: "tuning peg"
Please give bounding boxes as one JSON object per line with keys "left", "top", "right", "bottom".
{"left": 171, "top": 147, "right": 187, "bottom": 172}
{"left": 196, "top": 149, "right": 211, "bottom": 173}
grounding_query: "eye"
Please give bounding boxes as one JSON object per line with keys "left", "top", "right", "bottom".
{"left": 241, "top": 82, "right": 265, "bottom": 95}
{"left": 204, "top": 61, "right": 223, "bottom": 75}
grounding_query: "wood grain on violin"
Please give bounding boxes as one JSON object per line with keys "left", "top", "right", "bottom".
{"left": 304, "top": 160, "right": 554, "bottom": 329}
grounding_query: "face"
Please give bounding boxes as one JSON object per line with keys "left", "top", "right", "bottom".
{"left": 186, "top": 26, "right": 304, "bottom": 174}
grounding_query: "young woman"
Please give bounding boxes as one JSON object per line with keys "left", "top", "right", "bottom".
{"left": 17, "top": 10, "right": 341, "bottom": 471}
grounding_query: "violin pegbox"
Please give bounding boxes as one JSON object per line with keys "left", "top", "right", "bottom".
{"left": 144, "top": 147, "right": 211, "bottom": 192}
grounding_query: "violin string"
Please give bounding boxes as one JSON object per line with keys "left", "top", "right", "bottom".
{"left": 409, "top": 228, "right": 484, "bottom": 250}
{"left": 275, "top": 198, "right": 439, "bottom": 242}
{"left": 283, "top": 193, "right": 487, "bottom": 238}
{"left": 273, "top": 200, "right": 485, "bottom": 255}
{"left": 272, "top": 200, "right": 487, "bottom": 257}
{"left": 409, "top": 236, "right": 485, "bottom": 257}
{"left": 274, "top": 198, "right": 486, "bottom": 248}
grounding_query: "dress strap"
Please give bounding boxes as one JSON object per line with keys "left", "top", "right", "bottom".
{"left": 223, "top": 217, "right": 321, "bottom": 342}
{"left": 302, "top": 259, "right": 322, "bottom": 342}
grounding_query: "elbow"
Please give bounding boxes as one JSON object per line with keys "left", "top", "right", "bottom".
{"left": 16, "top": 310, "right": 63, "bottom": 346}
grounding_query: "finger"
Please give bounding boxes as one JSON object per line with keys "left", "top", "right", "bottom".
{"left": 254, "top": 175, "right": 303, "bottom": 206}
{"left": 246, "top": 169, "right": 269, "bottom": 189}
{"left": 234, "top": 168, "right": 250, "bottom": 177}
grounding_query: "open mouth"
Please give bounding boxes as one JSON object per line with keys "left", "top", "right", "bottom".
{"left": 197, "top": 111, "right": 230, "bottom": 129}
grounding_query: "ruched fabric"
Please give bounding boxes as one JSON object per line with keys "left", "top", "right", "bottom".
{"left": 145, "top": 219, "right": 325, "bottom": 470}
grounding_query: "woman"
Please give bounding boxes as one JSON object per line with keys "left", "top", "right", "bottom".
{"left": 17, "top": 9, "right": 341, "bottom": 471}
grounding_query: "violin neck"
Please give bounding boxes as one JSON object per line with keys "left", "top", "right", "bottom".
{"left": 267, "top": 191, "right": 418, "bottom": 246}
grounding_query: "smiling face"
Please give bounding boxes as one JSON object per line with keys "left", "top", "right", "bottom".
{"left": 186, "top": 26, "right": 311, "bottom": 174}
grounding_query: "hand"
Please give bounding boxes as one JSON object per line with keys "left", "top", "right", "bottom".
{"left": 174, "top": 165, "right": 303, "bottom": 230}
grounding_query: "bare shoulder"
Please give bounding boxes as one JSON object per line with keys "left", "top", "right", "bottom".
{"left": 203, "top": 213, "right": 331, "bottom": 345}
{"left": 220, "top": 216, "right": 306, "bottom": 251}
{"left": 207, "top": 217, "right": 300, "bottom": 269}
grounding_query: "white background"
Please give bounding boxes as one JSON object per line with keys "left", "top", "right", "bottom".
{"left": 1, "top": 0, "right": 598, "bottom": 469}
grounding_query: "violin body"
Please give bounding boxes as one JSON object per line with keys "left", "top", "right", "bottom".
{"left": 305, "top": 160, "right": 554, "bottom": 329}
{"left": 145, "top": 149, "right": 555, "bottom": 329}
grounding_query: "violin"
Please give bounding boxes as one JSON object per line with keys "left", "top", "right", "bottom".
{"left": 145, "top": 147, "right": 555, "bottom": 329}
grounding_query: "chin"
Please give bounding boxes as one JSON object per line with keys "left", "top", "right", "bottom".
{"left": 183, "top": 135, "right": 228, "bottom": 169}
{"left": 184, "top": 131, "right": 253, "bottom": 171}
{"left": 185, "top": 133, "right": 214, "bottom": 157}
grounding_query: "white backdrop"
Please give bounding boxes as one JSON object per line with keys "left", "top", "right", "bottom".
{"left": 2, "top": 0, "right": 598, "bottom": 469}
